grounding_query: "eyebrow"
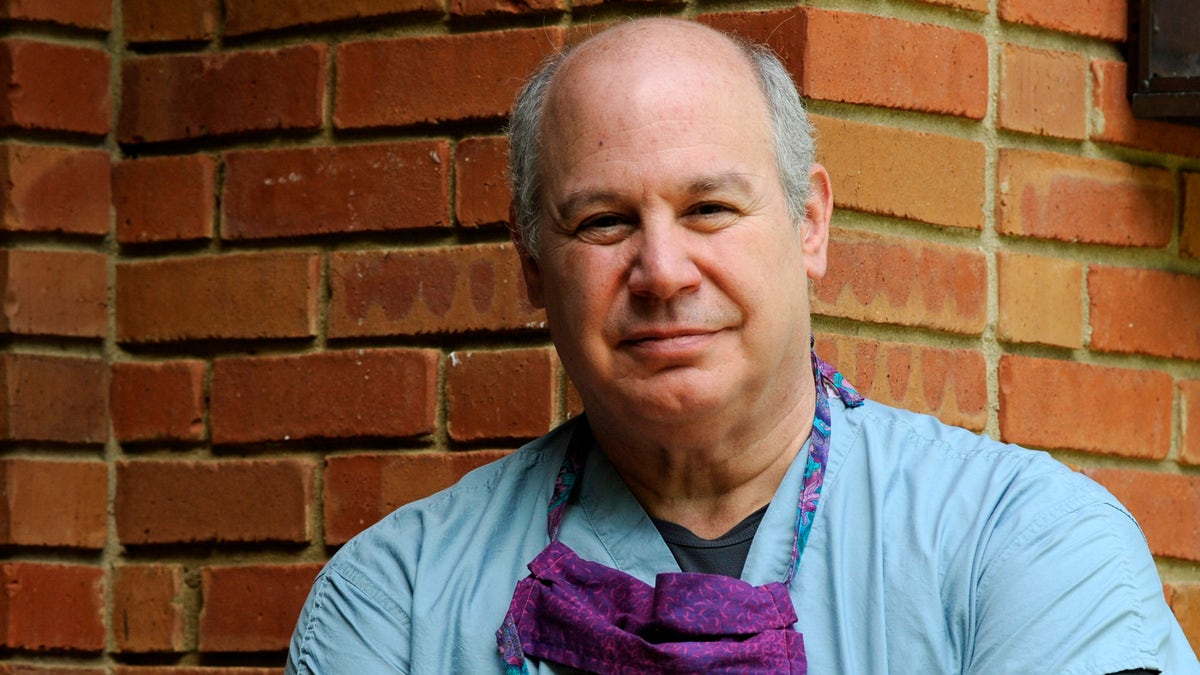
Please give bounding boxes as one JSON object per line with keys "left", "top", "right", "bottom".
{"left": 553, "top": 172, "right": 757, "bottom": 223}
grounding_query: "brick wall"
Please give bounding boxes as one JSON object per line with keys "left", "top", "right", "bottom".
{"left": 4, "top": 0, "right": 1198, "bottom": 670}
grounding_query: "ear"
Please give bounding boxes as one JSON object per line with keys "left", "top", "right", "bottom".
{"left": 800, "top": 163, "right": 833, "bottom": 281}
{"left": 508, "top": 205, "right": 546, "bottom": 309}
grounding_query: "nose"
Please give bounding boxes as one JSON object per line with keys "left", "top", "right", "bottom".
{"left": 626, "top": 217, "right": 702, "bottom": 300}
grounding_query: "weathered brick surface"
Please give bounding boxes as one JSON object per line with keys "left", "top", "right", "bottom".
{"left": 223, "top": 142, "right": 449, "bottom": 240}
{"left": 112, "top": 564, "right": 185, "bottom": 653}
{"left": 1, "top": 0, "right": 112, "bottom": 29}
{"left": 335, "top": 28, "right": 565, "bottom": 129}
{"left": 0, "top": 459, "right": 107, "bottom": 548}
{"left": 114, "top": 155, "right": 215, "bottom": 244}
{"left": 123, "top": 0, "right": 216, "bottom": 42}
{"left": 0, "top": 249, "right": 107, "bottom": 338}
{"left": 998, "top": 0, "right": 1125, "bottom": 40}
{"left": 813, "top": 116, "right": 985, "bottom": 229}
{"left": 447, "top": 349, "right": 557, "bottom": 442}
{"left": 119, "top": 46, "right": 326, "bottom": 144}
{"left": 996, "top": 149, "right": 1174, "bottom": 247}
{"left": 0, "top": 353, "right": 108, "bottom": 444}
{"left": 1184, "top": 172, "right": 1200, "bottom": 259}
{"left": 324, "top": 450, "right": 511, "bottom": 544}
{"left": 455, "top": 136, "right": 510, "bottom": 229}
{"left": 996, "top": 251, "right": 1083, "bottom": 348}
{"left": 0, "top": 40, "right": 110, "bottom": 135}
{"left": 211, "top": 349, "right": 438, "bottom": 444}
{"left": 802, "top": 9, "right": 987, "bottom": 119}
{"left": 1184, "top": 381, "right": 1200, "bottom": 466}
{"left": 1092, "top": 60, "right": 1200, "bottom": 158}
{"left": 1083, "top": 469, "right": 1200, "bottom": 562}
{"left": 225, "top": 0, "right": 439, "bottom": 35}
{"left": 999, "top": 44, "right": 1086, "bottom": 139}
{"left": 328, "top": 243, "right": 545, "bottom": 337}
{"left": 110, "top": 361, "right": 206, "bottom": 443}
{"left": 999, "top": 355, "right": 1172, "bottom": 459}
{"left": 1, "top": 144, "right": 110, "bottom": 236}
{"left": 0, "top": 666, "right": 105, "bottom": 675}
{"left": 1165, "top": 583, "right": 1200, "bottom": 655}
{"left": 1088, "top": 266, "right": 1200, "bottom": 361}
{"left": 698, "top": 9, "right": 806, "bottom": 82}
{"left": 198, "top": 564, "right": 323, "bottom": 652}
{"left": 815, "top": 334, "right": 987, "bottom": 431}
{"left": 116, "top": 459, "right": 313, "bottom": 545}
{"left": 451, "top": 0, "right": 564, "bottom": 15}
{"left": 0, "top": 562, "right": 105, "bottom": 651}
{"left": 116, "top": 252, "right": 319, "bottom": 343}
{"left": 814, "top": 230, "right": 987, "bottom": 335}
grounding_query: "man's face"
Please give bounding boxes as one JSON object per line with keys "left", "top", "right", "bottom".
{"left": 520, "top": 26, "right": 830, "bottom": 430}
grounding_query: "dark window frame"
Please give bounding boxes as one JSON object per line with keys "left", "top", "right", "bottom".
{"left": 1127, "top": 0, "right": 1200, "bottom": 125}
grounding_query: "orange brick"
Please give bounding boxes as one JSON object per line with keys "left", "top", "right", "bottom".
{"left": 447, "top": 348, "right": 557, "bottom": 442}
{"left": 323, "top": 450, "right": 511, "bottom": 544}
{"left": 1092, "top": 59, "right": 1200, "bottom": 158}
{"left": 998, "top": 0, "right": 1125, "bottom": 40}
{"left": 698, "top": 9, "right": 806, "bottom": 84}
{"left": 116, "top": 252, "right": 319, "bottom": 343}
{"left": 451, "top": 0, "right": 563, "bottom": 15}
{"left": 996, "top": 251, "right": 1083, "bottom": 348}
{"left": 0, "top": 562, "right": 105, "bottom": 651}
{"left": 0, "top": 665, "right": 105, "bottom": 675}
{"left": 198, "top": 564, "right": 322, "bottom": 652}
{"left": 224, "top": 0, "right": 439, "bottom": 35}
{"left": 223, "top": 142, "right": 449, "bottom": 239}
{"left": 0, "top": 249, "right": 107, "bottom": 338}
{"left": 814, "top": 333, "right": 987, "bottom": 431}
{"left": 110, "top": 361, "right": 206, "bottom": 443}
{"left": 116, "top": 459, "right": 313, "bottom": 545}
{"left": 114, "top": 155, "right": 215, "bottom": 244}
{"left": 0, "top": 353, "right": 108, "bottom": 444}
{"left": 335, "top": 28, "right": 565, "bottom": 129}
{"left": 112, "top": 564, "right": 185, "bottom": 653}
{"left": 1182, "top": 381, "right": 1200, "bottom": 466}
{"left": 328, "top": 243, "right": 545, "bottom": 337}
{"left": 803, "top": 9, "right": 987, "bottom": 119}
{"left": 0, "top": 459, "right": 107, "bottom": 548}
{"left": 210, "top": 349, "right": 438, "bottom": 444}
{"left": 1, "top": 0, "right": 112, "bottom": 29}
{"left": 1083, "top": 468, "right": 1200, "bottom": 562}
{"left": 1, "top": 144, "right": 110, "bottom": 236}
{"left": 455, "top": 136, "right": 510, "bottom": 229}
{"left": 0, "top": 40, "right": 111, "bottom": 135}
{"left": 1184, "top": 172, "right": 1200, "bottom": 259}
{"left": 814, "top": 230, "right": 987, "bottom": 335}
{"left": 999, "top": 355, "right": 1172, "bottom": 459}
{"left": 1165, "top": 583, "right": 1200, "bottom": 656}
{"left": 813, "top": 116, "right": 985, "bottom": 229}
{"left": 999, "top": 44, "right": 1086, "bottom": 139}
{"left": 123, "top": 0, "right": 216, "bottom": 42}
{"left": 1089, "top": 266, "right": 1200, "bottom": 360}
{"left": 996, "top": 149, "right": 1174, "bottom": 247}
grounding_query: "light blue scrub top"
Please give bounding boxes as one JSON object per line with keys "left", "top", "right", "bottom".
{"left": 287, "top": 398, "right": 1199, "bottom": 674}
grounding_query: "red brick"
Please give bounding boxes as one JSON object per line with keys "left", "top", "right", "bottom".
{"left": 0, "top": 666, "right": 105, "bottom": 675}
{"left": 112, "top": 564, "right": 185, "bottom": 653}
{"left": 1165, "top": 583, "right": 1200, "bottom": 656}
{"left": 0, "top": 0, "right": 112, "bottom": 29}
{"left": 910, "top": 0, "right": 988, "bottom": 11}
{"left": 813, "top": 116, "right": 984, "bottom": 229}
{"left": 999, "top": 44, "right": 1086, "bottom": 139}
{"left": 0, "top": 459, "right": 106, "bottom": 548}
{"left": 698, "top": 10, "right": 807, "bottom": 85}
{"left": 573, "top": 0, "right": 681, "bottom": 4}
{"left": 325, "top": 451, "right": 510, "bottom": 543}
{"left": 0, "top": 249, "right": 107, "bottom": 338}
{"left": 999, "top": 355, "right": 1172, "bottom": 458}
{"left": 119, "top": 46, "right": 326, "bottom": 144}
{"left": 1184, "top": 381, "right": 1200, "bottom": 466}
{"left": 110, "top": 361, "right": 206, "bottom": 443}
{"left": 335, "top": 28, "right": 565, "bottom": 129}
{"left": 198, "top": 564, "right": 322, "bottom": 652}
{"left": 1, "top": 144, "right": 110, "bottom": 236}
{"left": 447, "top": 348, "right": 557, "bottom": 442}
{"left": 225, "top": 0, "right": 438, "bottom": 35}
{"left": 123, "top": 0, "right": 215, "bottom": 42}
{"left": 328, "top": 243, "right": 545, "bottom": 337}
{"left": 116, "top": 252, "right": 319, "bottom": 343}
{"left": 0, "top": 562, "right": 104, "bottom": 651}
{"left": 451, "top": 0, "right": 563, "bottom": 16}
{"left": 210, "top": 349, "right": 438, "bottom": 444}
{"left": 0, "top": 40, "right": 110, "bottom": 135}
{"left": 223, "top": 142, "right": 449, "bottom": 240}
{"left": 1184, "top": 172, "right": 1200, "bottom": 259}
{"left": 116, "top": 459, "right": 313, "bottom": 545}
{"left": 1083, "top": 468, "right": 1200, "bottom": 562}
{"left": 0, "top": 353, "right": 107, "bottom": 444}
{"left": 996, "top": 149, "right": 1174, "bottom": 247}
{"left": 996, "top": 251, "right": 1083, "bottom": 349}
{"left": 999, "top": 0, "right": 1125, "bottom": 40}
{"left": 114, "top": 155, "right": 215, "bottom": 244}
{"left": 815, "top": 333, "right": 987, "bottom": 431}
{"left": 1092, "top": 59, "right": 1200, "bottom": 158}
{"left": 1089, "top": 266, "right": 1200, "bottom": 360}
{"left": 803, "top": 9, "right": 987, "bottom": 119}
{"left": 814, "top": 229, "right": 987, "bottom": 334}
{"left": 455, "top": 136, "right": 510, "bottom": 229}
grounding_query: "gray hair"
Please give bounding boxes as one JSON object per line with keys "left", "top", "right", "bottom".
{"left": 506, "top": 34, "right": 816, "bottom": 260}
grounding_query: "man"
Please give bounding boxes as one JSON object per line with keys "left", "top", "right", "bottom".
{"left": 286, "top": 19, "right": 1198, "bottom": 673}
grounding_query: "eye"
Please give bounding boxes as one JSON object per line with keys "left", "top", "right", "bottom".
{"left": 684, "top": 202, "right": 739, "bottom": 231}
{"left": 690, "top": 202, "right": 731, "bottom": 216}
{"left": 573, "top": 213, "right": 635, "bottom": 244}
